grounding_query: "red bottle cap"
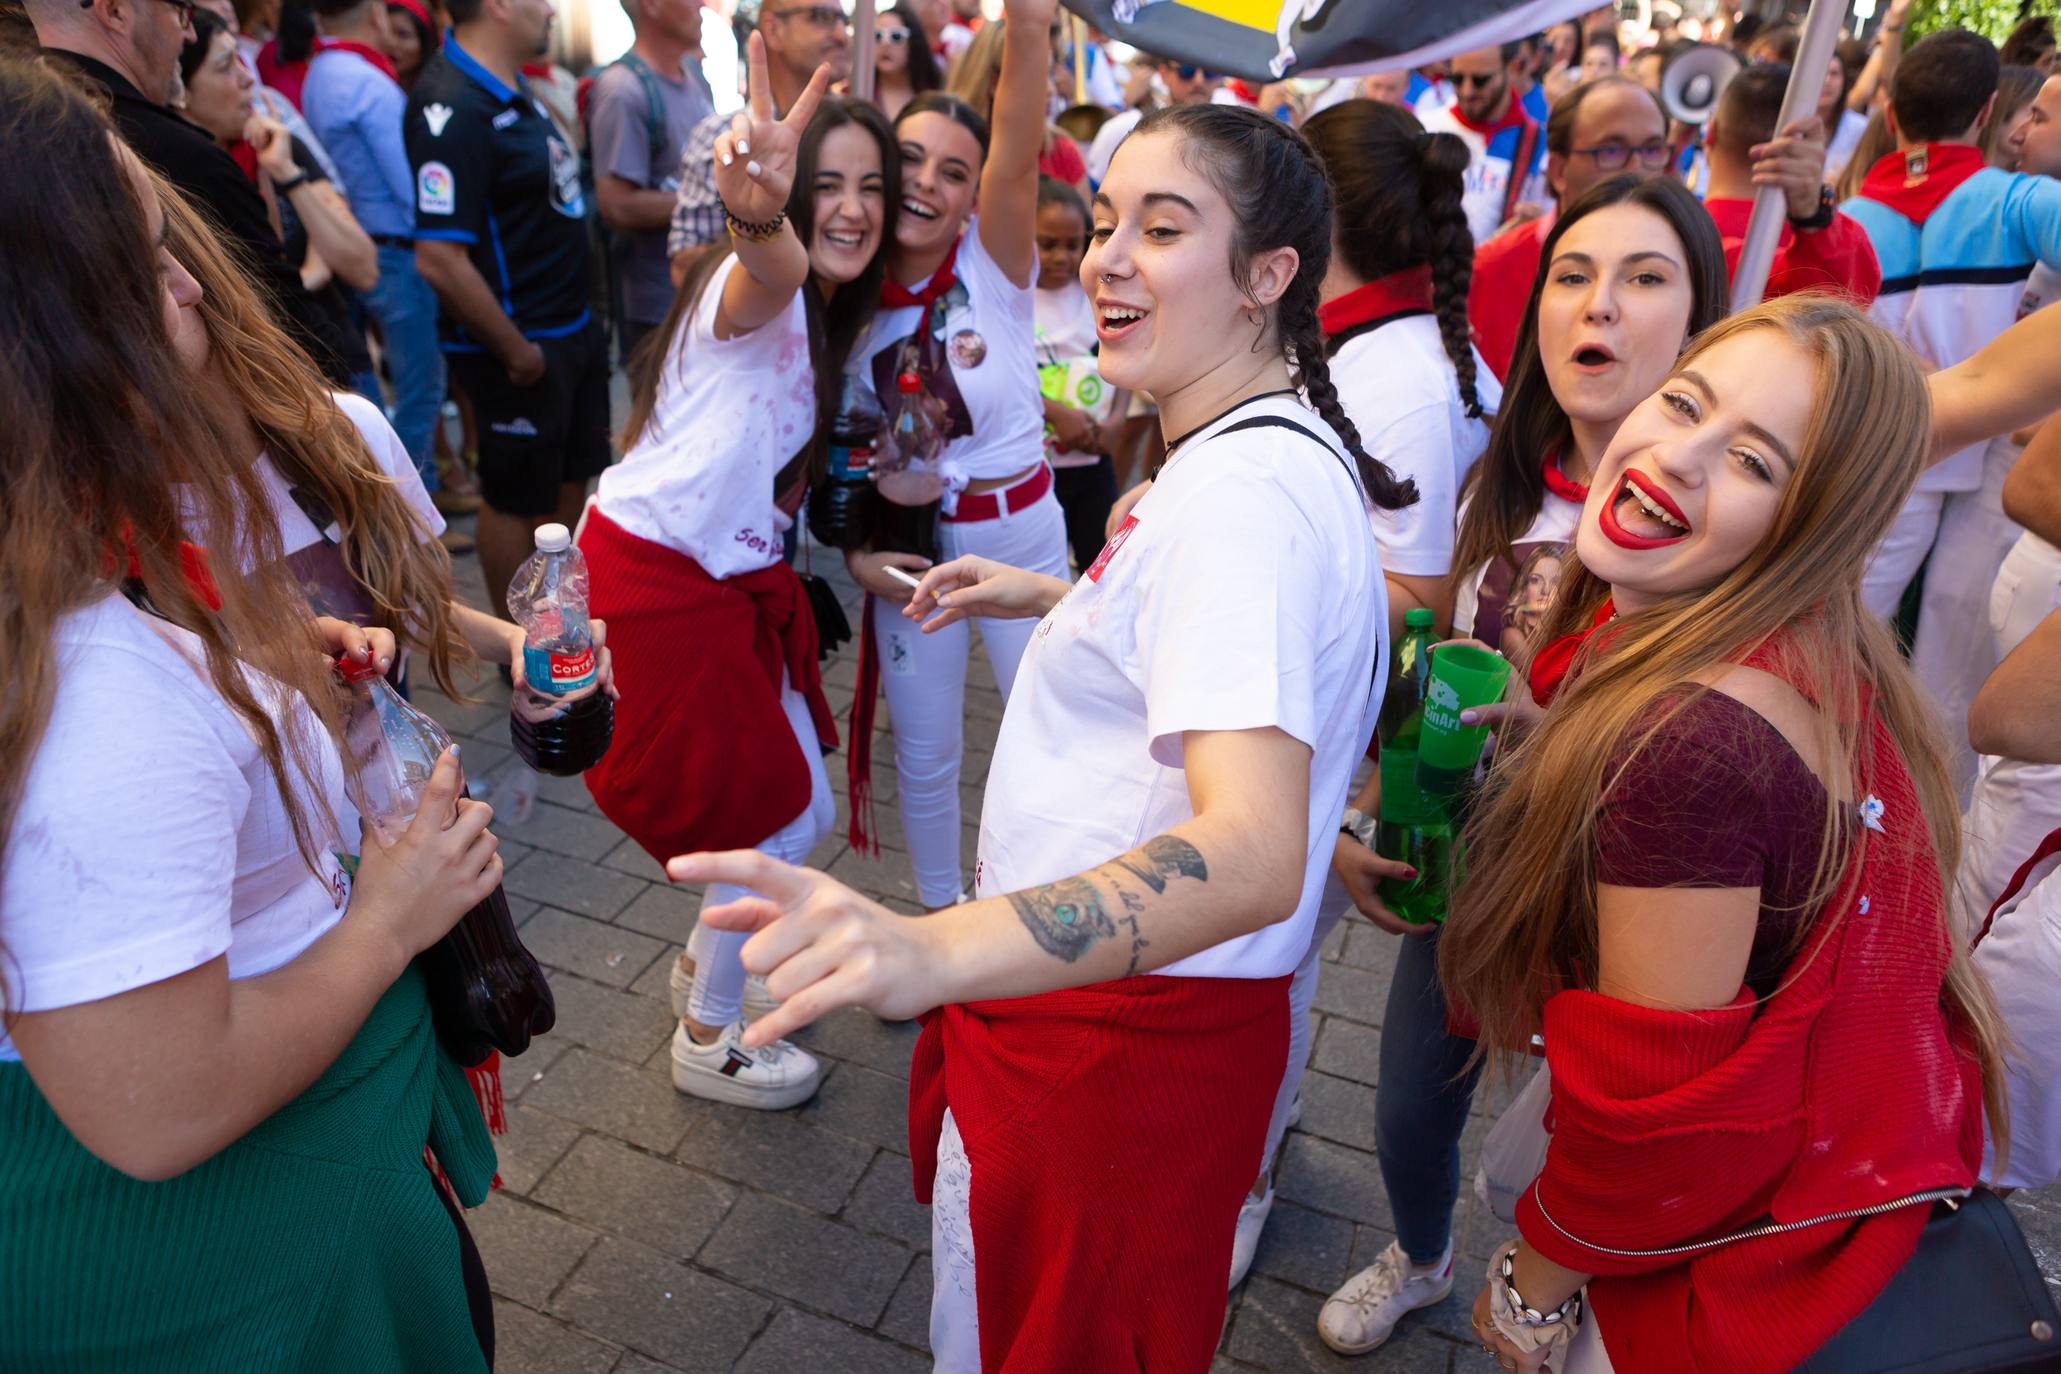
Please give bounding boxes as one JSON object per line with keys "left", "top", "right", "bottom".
{"left": 336, "top": 657, "right": 384, "bottom": 683}
{"left": 897, "top": 371, "right": 922, "bottom": 393}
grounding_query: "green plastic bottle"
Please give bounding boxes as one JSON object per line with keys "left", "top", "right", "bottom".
{"left": 1376, "top": 609, "right": 1457, "bottom": 924}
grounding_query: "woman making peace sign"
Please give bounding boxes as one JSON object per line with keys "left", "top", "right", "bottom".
{"left": 578, "top": 40, "right": 900, "bottom": 1110}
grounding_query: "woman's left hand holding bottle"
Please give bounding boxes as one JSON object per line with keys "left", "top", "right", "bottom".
{"left": 712, "top": 31, "right": 833, "bottom": 226}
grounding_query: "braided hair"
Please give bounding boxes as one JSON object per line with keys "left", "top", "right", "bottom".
{"left": 1303, "top": 99, "right": 1482, "bottom": 418}
{"left": 1135, "top": 103, "right": 1417, "bottom": 513}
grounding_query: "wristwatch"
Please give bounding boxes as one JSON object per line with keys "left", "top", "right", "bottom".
{"left": 1789, "top": 184, "right": 1836, "bottom": 233}
{"left": 272, "top": 169, "right": 310, "bottom": 195}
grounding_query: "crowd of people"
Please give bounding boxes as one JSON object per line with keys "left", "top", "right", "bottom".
{"left": 9, "top": 0, "right": 2061, "bottom": 1367}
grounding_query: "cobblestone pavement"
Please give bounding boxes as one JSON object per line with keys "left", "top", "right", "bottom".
{"left": 429, "top": 517, "right": 2061, "bottom": 1374}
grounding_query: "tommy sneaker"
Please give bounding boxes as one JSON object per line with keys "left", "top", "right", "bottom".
{"left": 1228, "top": 1184, "right": 1275, "bottom": 1289}
{"left": 670, "top": 1020, "right": 821, "bottom": 1110}
{"left": 669, "top": 956, "right": 778, "bottom": 1022}
{"left": 1317, "top": 1240, "right": 1454, "bottom": 1355}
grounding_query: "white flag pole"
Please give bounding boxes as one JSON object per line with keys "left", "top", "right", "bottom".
{"left": 1729, "top": 0, "right": 1849, "bottom": 311}
{"left": 852, "top": 0, "right": 878, "bottom": 103}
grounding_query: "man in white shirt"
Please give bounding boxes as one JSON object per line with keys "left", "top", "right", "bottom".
{"left": 1418, "top": 43, "right": 1548, "bottom": 244}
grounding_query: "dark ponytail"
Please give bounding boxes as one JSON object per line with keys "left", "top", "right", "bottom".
{"left": 1136, "top": 103, "right": 1417, "bottom": 514}
{"left": 1303, "top": 99, "right": 1482, "bottom": 418}
{"left": 275, "top": 0, "right": 315, "bottom": 64}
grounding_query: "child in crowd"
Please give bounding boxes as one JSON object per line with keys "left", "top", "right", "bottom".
{"left": 1031, "top": 176, "right": 1124, "bottom": 570}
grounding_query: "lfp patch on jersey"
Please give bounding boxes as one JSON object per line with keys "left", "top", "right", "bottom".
{"left": 417, "top": 160, "right": 454, "bottom": 215}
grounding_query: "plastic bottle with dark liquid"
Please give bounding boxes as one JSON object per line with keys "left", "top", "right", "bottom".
{"left": 808, "top": 372, "right": 883, "bottom": 550}
{"left": 340, "top": 661, "right": 556, "bottom": 1064}
{"left": 872, "top": 371, "right": 945, "bottom": 559}
{"left": 505, "top": 523, "right": 612, "bottom": 777}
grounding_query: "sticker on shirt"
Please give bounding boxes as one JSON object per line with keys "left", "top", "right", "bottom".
{"left": 547, "top": 136, "right": 586, "bottom": 218}
{"left": 870, "top": 281, "right": 975, "bottom": 442}
{"left": 417, "top": 160, "right": 455, "bottom": 215}
{"left": 1086, "top": 512, "right": 1139, "bottom": 583}
{"left": 1476, "top": 539, "right": 1567, "bottom": 660}
{"left": 422, "top": 101, "right": 454, "bottom": 136}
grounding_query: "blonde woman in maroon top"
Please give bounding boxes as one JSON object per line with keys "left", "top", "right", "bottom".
{"left": 1439, "top": 295, "right": 2009, "bottom": 1374}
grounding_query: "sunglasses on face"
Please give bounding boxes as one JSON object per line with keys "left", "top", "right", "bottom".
{"left": 875, "top": 25, "right": 909, "bottom": 43}
{"left": 1452, "top": 70, "right": 1502, "bottom": 89}
{"left": 1170, "top": 63, "right": 1213, "bottom": 81}
{"left": 1571, "top": 139, "right": 1673, "bottom": 170}
{"left": 768, "top": 3, "right": 847, "bottom": 28}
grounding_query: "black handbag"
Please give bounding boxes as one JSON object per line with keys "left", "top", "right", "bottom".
{"left": 798, "top": 570, "right": 852, "bottom": 663}
{"left": 1798, "top": 1189, "right": 2061, "bottom": 1372}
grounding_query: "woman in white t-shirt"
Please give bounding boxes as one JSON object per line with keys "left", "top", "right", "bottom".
{"left": 838, "top": 1, "right": 1072, "bottom": 910}
{"left": 2, "top": 68, "right": 503, "bottom": 1368}
{"left": 1315, "top": 171, "right": 1732, "bottom": 1358}
{"left": 671, "top": 98, "right": 1414, "bottom": 1369}
{"left": 578, "top": 54, "right": 887, "bottom": 1110}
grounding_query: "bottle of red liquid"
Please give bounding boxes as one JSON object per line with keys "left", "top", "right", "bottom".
{"left": 505, "top": 523, "right": 613, "bottom": 777}
{"left": 340, "top": 660, "right": 556, "bottom": 1065}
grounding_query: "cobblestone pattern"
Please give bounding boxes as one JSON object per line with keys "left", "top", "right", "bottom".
{"left": 432, "top": 524, "right": 2061, "bottom": 1374}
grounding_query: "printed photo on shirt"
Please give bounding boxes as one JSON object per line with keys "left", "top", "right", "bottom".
{"left": 1476, "top": 538, "right": 1567, "bottom": 663}
{"left": 871, "top": 281, "right": 975, "bottom": 440}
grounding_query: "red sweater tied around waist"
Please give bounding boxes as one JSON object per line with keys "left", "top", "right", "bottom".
{"left": 1517, "top": 697, "right": 1984, "bottom": 1373}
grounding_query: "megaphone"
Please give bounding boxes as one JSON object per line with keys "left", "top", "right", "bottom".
{"left": 1659, "top": 42, "right": 1742, "bottom": 126}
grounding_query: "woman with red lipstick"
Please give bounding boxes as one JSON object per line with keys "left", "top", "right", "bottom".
{"left": 838, "top": 0, "right": 1070, "bottom": 907}
{"left": 1317, "top": 170, "right": 1728, "bottom": 1358}
{"left": 1442, "top": 294, "right": 2008, "bottom": 1374}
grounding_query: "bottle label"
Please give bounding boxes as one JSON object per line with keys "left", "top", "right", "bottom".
{"left": 524, "top": 642, "right": 596, "bottom": 694}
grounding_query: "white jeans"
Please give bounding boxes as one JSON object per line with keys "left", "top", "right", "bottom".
{"left": 683, "top": 681, "right": 833, "bottom": 1026}
{"left": 1255, "top": 874, "right": 1351, "bottom": 1182}
{"left": 1957, "top": 532, "right": 2061, "bottom": 927}
{"left": 1976, "top": 848, "right": 2061, "bottom": 1189}
{"left": 930, "top": 1109, "right": 981, "bottom": 1372}
{"left": 1864, "top": 440, "right": 2025, "bottom": 801}
{"left": 872, "top": 486, "right": 1069, "bottom": 907}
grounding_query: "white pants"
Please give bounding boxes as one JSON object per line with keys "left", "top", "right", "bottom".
{"left": 1863, "top": 440, "right": 2025, "bottom": 801}
{"left": 930, "top": 1109, "right": 981, "bottom": 1372}
{"left": 1564, "top": 1310, "right": 1614, "bottom": 1373}
{"left": 1255, "top": 874, "right": 1351, "bottom": 1181}
{"left": 683, "top": 681, "right": 833, "bottom": 1026}
{"left": 872, "top": 486, "right": 1069, "bottom": 907}
{"left": 1958, "top": 531, "right": 2061, "bottom": 927}
{"left": 1976, "top": 845, "right": 2061, "bottom": 1189}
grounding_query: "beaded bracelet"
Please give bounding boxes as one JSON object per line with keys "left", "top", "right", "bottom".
{"left": 725, "top": 208, "right": 788, "bottom": 242}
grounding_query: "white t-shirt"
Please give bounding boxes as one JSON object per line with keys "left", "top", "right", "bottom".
{"left": 1825, "top": 107, "right": 1870, "bottom": 183}
{"left": 595, "top": 256, "right": 814, "bottom": 576}
{"left": 1451, "top": 475, "right": 1585, "bottom": 656}
{"left": 0, "top": 594, "right": 352, "bottom": 1061}
{"left": 1330, "top": 313, "right": 1500, "bottom": 578}
{"left": 974, "top": 393, "right": 1385, "bottom": 981}
{"left": 1033, "top": 284, "right": 1112, "bottom": 470}
{"left": 2021, "top": 261, "right": 2061, "bottom": 320}
{"left": 1087, "top": 106, "right": 1145, "bottom": 187}
{"left": 859, "top": 221, "right": 1044, "bottom": 490}
{"left": 1417, "top": 104, "right": 1549, "bottom": 247}
{"left": 261, "top": 392, "right": 445, "bottom": 555}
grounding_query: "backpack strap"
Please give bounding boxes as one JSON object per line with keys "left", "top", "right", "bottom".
{"left": 1213, "top": 413, "right": 1360, "bottom": 494}
{"left": 610, "top": 52, "right": 671, "bottom": 180}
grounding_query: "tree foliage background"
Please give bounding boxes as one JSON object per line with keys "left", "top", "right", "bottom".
{"left": 1906, "top": 0, "right": 2061, "bottom": 44}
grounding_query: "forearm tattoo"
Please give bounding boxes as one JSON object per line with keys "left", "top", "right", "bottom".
{"left": 1007, "top": 835, "right": 1209, "bottom": 974}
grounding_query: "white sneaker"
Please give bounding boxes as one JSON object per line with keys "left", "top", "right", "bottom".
{"left": 669, "top": 956, "right": 777, "bottom": 1021}
{"left": 1317, "top": 1240, "right": 1454, "bottom": 1355}
{"left": 1228, "top": 1184, "right": 1275, "bottom": 1289}
{"left": 669, "top": 1020, "right": 821, "bottom": 1110}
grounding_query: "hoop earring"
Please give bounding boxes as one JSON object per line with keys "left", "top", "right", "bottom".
{"left": 1246, "top": 308, "right": 1264, "bottom": 328}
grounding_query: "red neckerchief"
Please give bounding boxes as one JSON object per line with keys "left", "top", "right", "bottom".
{"left": 521, "top": 61, "right": 553, "bottom": 79}
{"left": 1527, "top": 597, "right": 1614, "bottom": 706}
{"left": 1317, "top": 266, "right": 1435, "bottom": 336}
{"left": 385, "top": 0, "right": 430, "bottom": 30}
{"left": 108, "top": 535, "right": 224, "bottom": 612}
{"left": 882, "top": 241, "right": 960, "bottom": 309}
{"left": 313, "top": 36, "right": 399, "bottom": 84}
{"left": 228, "top": 139, "right": 260, "bottom": 184}
{"left": 1856, "top": 142, "right": 1987, "bottom": 227}
{"left": 1540, "top": 448, "right": 1589, "bottom": 502}
{"left": 1447, "top": 96, "right": 1531, "bottom": 138}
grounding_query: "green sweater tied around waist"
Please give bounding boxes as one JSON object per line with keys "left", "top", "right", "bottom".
{"left": 0, "top": 963, "right": 496, "bottom": 1372}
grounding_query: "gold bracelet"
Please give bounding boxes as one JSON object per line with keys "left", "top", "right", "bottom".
{"left": 725, "top": 208, "right": 787, "bottom": 242}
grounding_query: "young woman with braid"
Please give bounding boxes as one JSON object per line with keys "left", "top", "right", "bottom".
{"left": 1218, "top": 93, "right": 1498, "bottom": 1292}
{"left": 1318, "top": 170, "right": 1729, "bottom": 1357}
{"left": 668, "top": 101, "right": 1410, "bottom": 1369}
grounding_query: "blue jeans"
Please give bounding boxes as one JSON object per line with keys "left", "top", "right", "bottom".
{"left": 363, "top": 242, "right": 447, "bottom": 491}
{"left": 1375, "top": 925, "right": 1482, "bottom": 1264}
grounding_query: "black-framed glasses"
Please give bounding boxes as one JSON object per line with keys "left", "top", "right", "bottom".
{"left": 1570, "top": 139, "right": 1673, "bottom": 171}
{"left": 1452, "top": 70, "right": 1501, "bottom": 89}
{"left": 767, "top": 3, "right": 848, "bottom": 28}
{"left": 875, "top": 25, "right": 910, "bottom": 44}
{"left": 83, "top": 0, "right": 195, "bottom": 23}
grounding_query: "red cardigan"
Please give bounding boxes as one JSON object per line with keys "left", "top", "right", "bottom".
{"left": 1519, "top": 707, "right": 1985, "bottom": 1373}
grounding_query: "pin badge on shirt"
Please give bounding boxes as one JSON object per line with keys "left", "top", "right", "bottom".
{"left": 950, "top": 329, "right": 986, "bottom": 369}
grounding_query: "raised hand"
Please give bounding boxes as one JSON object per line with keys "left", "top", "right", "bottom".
{"left": 1749, "top": 115, "right": 1829, "bottom": 222}
{"left": 713, "top": 30, "right": 833, "bottom": 226}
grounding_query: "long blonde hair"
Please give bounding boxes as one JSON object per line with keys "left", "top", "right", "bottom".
{"left": 1438, "top": 295, "right": 2009, "bottom": 1148}
{"left": 159, "top": 179, "right": 475, "bottom": 696}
